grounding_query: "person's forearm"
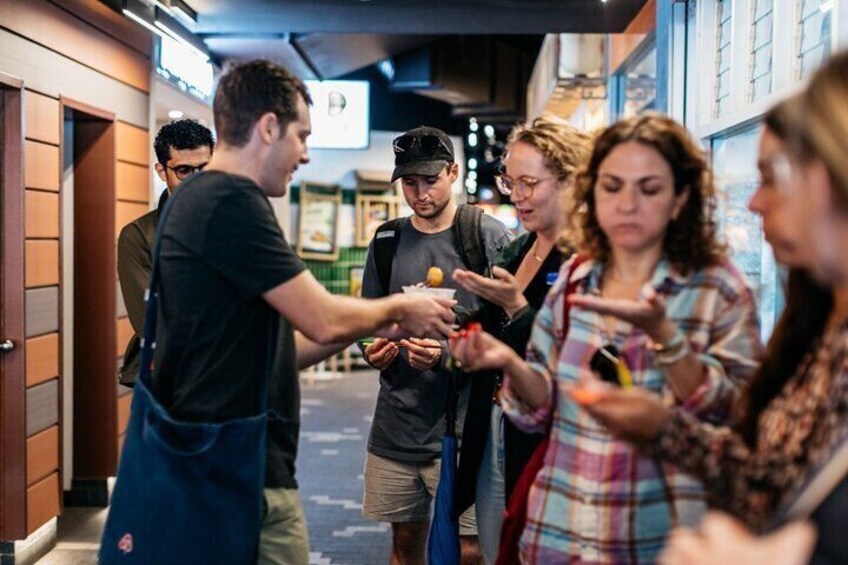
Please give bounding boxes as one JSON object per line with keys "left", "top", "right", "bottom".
{"left": 650, "top": 320, "right": 705, "bottom": 401}
{"left": 661, "top": 352, "right": 706, "bottom": 401}
{"left": 265, "top": 271, "right": 416, "bottom": 346}
{"left": 310, "top": 294, "right": 405, "bottom": 344}
{"left": 503, "top": 351, "right": 551, "bottom": 410}
{"left": 294, "top": 332, "right": 350, "bottom": 369}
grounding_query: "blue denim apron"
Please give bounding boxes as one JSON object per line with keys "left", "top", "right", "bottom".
{"left": 100, "top": 188, "right": 272, "bottom": 564}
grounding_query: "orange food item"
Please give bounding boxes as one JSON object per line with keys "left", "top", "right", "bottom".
{"left": 426, "top": 266, "right": 444, "bottom": 287}
{"left": 569, "top": 388, "right": 604, "bottom": 406}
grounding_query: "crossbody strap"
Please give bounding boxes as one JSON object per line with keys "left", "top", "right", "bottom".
{"left": 138, "top": 184, "right": 275, "bottom": 411}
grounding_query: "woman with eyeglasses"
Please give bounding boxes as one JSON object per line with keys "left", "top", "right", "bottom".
{"left": 450, "top": 116, "right": 591, "bottom": 564}
{"left": 450, "top": 114, "right": 762, "bottom": 563}
{"left": 584, "top": 53, "right": 848, "bottom": 565}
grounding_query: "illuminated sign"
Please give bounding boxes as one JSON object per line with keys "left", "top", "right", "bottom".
{"left": 156, "top": 35, "right": 213, "bottom": 100}
{"left": 304, "top": 80, "right": 370, "bottom": 150}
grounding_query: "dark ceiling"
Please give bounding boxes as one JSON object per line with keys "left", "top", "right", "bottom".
{"left": 190, "top": 0, "right": 648, "bottom": 35}
{"left": 190, "top": 0, "right": 646, "bottom": 81}
{"left": 175, "top": 0, "right": 648, "bottom": 130}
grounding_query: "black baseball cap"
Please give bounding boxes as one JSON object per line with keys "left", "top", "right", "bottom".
{"left": 391, "top": 126, "right": 455, "bottom": 182}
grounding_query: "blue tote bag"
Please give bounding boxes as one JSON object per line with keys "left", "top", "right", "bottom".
{"left": 100, "top": 190, "right": 272, "bottom": 564}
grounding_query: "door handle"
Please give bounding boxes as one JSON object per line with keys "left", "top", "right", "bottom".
{"left": 0, "top": 340, "right": 14, "bottom": 352}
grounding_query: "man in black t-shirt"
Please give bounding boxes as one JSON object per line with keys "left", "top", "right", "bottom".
{"left": 154, "top": 60, "right": 457, "bottom": 565}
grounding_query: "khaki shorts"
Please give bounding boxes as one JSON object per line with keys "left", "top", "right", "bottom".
{"left": 362, "top": 451, "right": 478, "bottom": 536}
{"left": 257, "top": 487, "right": 310, "bottom": 565}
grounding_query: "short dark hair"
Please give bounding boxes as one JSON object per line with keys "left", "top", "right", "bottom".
{"left": 153, "top": 119, "right": 215, "bottom": 166}
{"left": 213, "top": 59, "right": 312, "bottom": 147}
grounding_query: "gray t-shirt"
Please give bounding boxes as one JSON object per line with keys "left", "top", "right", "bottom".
{"left": 362, "top": 212, "right": 512, "bottom": 462}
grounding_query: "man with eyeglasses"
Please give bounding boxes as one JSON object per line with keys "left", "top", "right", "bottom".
{"left": 117, "top": 118, "right": 214, "bottom": 386}
{"left": 360, "top": 126, "right": 512, "bottom": 564}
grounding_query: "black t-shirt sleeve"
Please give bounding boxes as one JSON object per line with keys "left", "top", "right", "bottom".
{"left": 201, "top": 191, "right": 305, "bottom": 297}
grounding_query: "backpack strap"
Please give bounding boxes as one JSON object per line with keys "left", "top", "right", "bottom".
{"left": 453, "top": 203, "right": 488, "bottom": 276}
{"left": 372, "top": 217, "right": 406, "bottom": 296}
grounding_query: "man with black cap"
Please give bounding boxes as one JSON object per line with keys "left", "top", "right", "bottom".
{"left": 360, "top": 126, "right": 512, "bottom": 564}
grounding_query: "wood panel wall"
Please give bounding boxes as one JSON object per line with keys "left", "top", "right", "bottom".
{"left": 114, "top": 121, "right": 149, "bottom": 459}
{"left": 23, "top": 90, "right": 61, "bottom": 535}
{"left": 0, "top": 0, "right": 150, "bottom": 92}
{"left": 4, "top": 0, "right": 153, "bottom": 537}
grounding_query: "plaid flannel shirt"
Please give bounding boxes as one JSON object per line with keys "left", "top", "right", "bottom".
{"left": 502, "top": 256, "right": 763, "bottom": 564}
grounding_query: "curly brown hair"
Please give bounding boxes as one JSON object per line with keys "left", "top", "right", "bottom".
{"left": 506, "top": 115, "right": 592, "bottom": 181}
{"left": 565, "top": 113, "right": 725, "bottom": 274}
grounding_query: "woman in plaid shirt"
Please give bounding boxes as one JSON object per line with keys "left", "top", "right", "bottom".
{"left": 450, "top": 114, "right": 763, "bottom": 563}
{"left": 587, "top": 54, "right": 848, "bottom": 565}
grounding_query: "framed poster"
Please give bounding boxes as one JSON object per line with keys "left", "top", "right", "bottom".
{"left": 349, "top": 266, "right": 365, "bottom": 297}
{"left": 297, "top": 183, "right": 342, "bottom": 261}
{"left": 355, "top": 194, "right": 399, "bottom": 247}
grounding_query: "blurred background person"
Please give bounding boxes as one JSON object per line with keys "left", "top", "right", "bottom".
{"left": 659, "top": 512, "right": 816, "bottom": 565}
{"left": 117, "top": 119, "right": 214, "bottom": 387}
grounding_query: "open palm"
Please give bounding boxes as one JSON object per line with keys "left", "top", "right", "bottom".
{"left": 569, "top": 291, "right": 667, "bottom": 336}
{"left": 448, "top": 329, "right": 515, "bottom": 373}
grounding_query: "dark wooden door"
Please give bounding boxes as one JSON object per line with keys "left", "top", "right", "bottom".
{"left": 0, "top": 73, "right": 26, "bottom": 540}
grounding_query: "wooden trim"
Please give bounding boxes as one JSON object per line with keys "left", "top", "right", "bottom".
{"left": 116, "top": 201, "right": 149, "bottom": 238}
{"left": 0, "top": 0, "right": 151, "bottom": 92}
{"left": 66, "top": 103, "right": 118, "bottom": 478}
{"left": 624, "top": 0, "right": 656, "bottom": 34}
{"left": 117, "top": 432, "right": 126, "bottom": 462}
{"left": 47, "top": 0, "right": 152, "bottom": 56}
{"left": 60, "top": 96, "right": 115, "bottom": 122}
{"left": 26, "top": 379, "right": 59, "bottom": 437}
{"left": 25, "top": 190, "right": 60, "bottom": 239}
{"left": 115, "top": 121, "right": 149, "bottom": 166}
{"left": 0, "top": 72, "right": 24, "bottom": 89}
{"left": 1, "top": 82, "right": 27, "bottom": 540}
{"left": 116, "top": 317, "right": 133, "bottom": 358}
{"left": 25, "top": 287, "right": 60, "bottom": 338}
{"left": 116, "top": 161, "right": 151, "bottom": 204}
{"left": 26, "top": 425, "right": 58, "bottom": 486}
{"left": 25, "top": 333, "right": 59, "bottom": 387}
{"left": 24, "top": 91, "right": 60, "bottom": 146}
{"left": 116, "top": 393, "right": 131, "bottom": 437}
{"left": 26, "top": 472, "right": 59, "bottom": 535}
{"left": 24, "top": 140, "right": 60, "bottom": 192}
{"left": 25, "top": 240, "right": 60, "bottom": 288}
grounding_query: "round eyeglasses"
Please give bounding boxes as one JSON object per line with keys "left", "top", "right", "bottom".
{"left": 494, "top": 175, "right": 556, "bottom": 199}
{"left": 167, "top": 163, "right": 208, "bottom": 180}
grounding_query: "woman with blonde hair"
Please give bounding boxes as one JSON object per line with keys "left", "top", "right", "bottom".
{"left": 451, "top": 115, "right": 591, "bottom": 563}
{"left": 450, "top": 114, "right": 762, "bottom": 563}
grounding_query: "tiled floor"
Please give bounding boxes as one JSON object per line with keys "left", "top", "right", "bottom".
{"left": 37, "top": 369, "right": 392, "bottom": 565}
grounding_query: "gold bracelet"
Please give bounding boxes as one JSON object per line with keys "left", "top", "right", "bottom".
{"left": 655, "top": 340, "right": 691, "bottom": 365}
{"left": 650, "top": 328, "right": 686, "bottom": 356}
